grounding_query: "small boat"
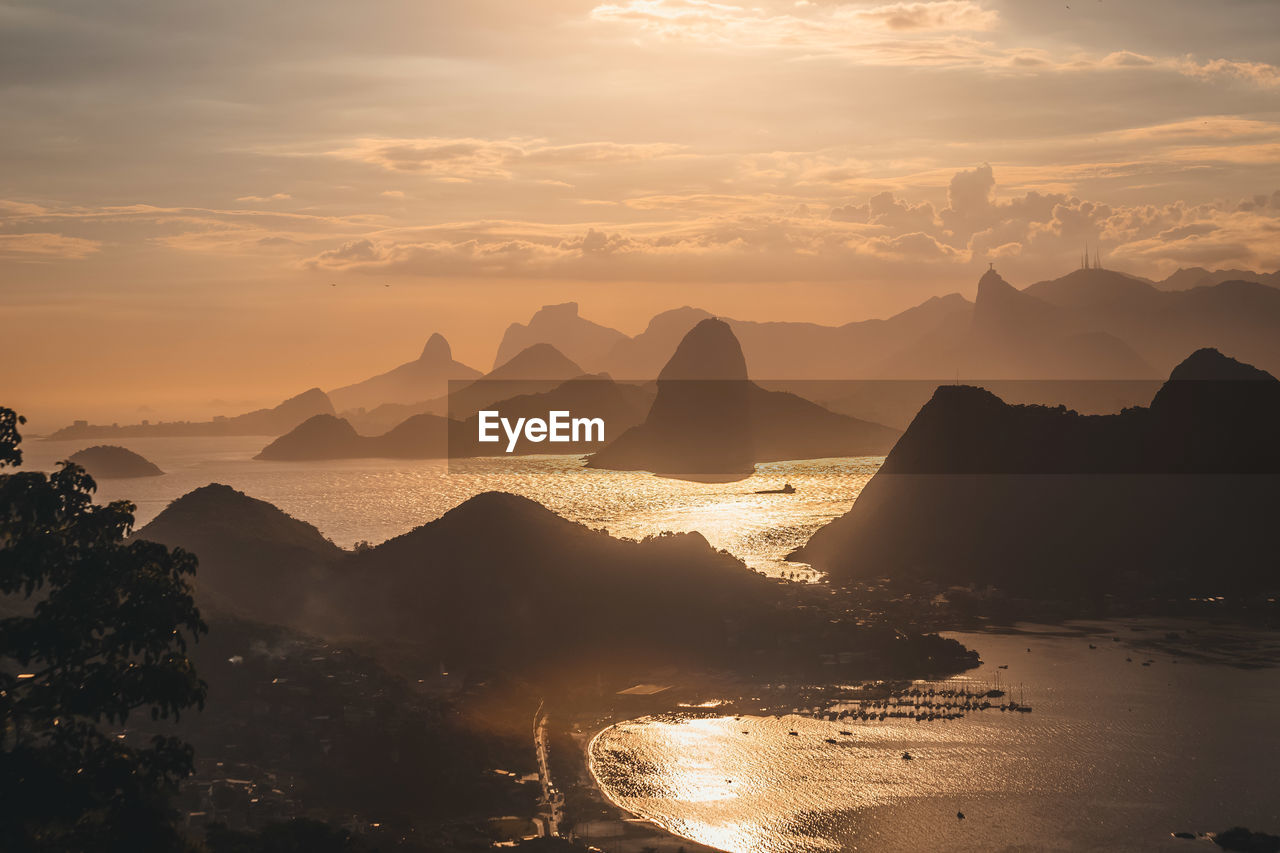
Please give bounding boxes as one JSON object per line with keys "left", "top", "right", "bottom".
{"left": 825, "top": 738, "right": 838, "bottom": 744}
{"left": 755, "top": 483, "right": 796, "bottom": 495}
{"left": 997, "top": 664, "right": 1008, "bottom": 669}
{"left": 839, "top": 730, "right": 852, "bottom": 736}
{"left": 788, "top": 731, "right": 799, "bottom": 736}
{"left": 902, "top": 751, "right": 914, "bottom": 761}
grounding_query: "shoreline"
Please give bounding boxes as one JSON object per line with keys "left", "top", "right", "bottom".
{"left": 580, "top": 722, "right": 725, "bottom": 853}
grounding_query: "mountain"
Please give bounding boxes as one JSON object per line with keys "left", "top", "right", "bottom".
{"left": 350, "top": 343, "right": 585, "bottom": 433}
{"left": 67, "top": 445, "right": 163, "bottom": 478}
{"left": 1154, "top": 266, "right": 1280, "bottom": 291}
{"left": 324, "top": 491, "right": 774, "bottom": 670}
{"left": 587, "top": 319, "right": 899, "bottom": 477}
{"left": 954, "top": 268, "right": 1155, "bottom": 379}
{"left": 459, "top": 374, "right": 653, "bottom": 455}
{"left": 255, "top": 412, "right": 467, "bottom": 460}
{"left": 137, "top": 486, "right": 979, "bottom": 678}
{"left": 47, "top": 388, "right": 336, "bottom": 440}
{"left": 791, "top": 348, "right": 1280, "bottom": 599}
{"left": 599, "top": 306, "right": 716, "bottom": 377}
{"left": 263, "top": 373, "right": 649, "bottom": 460}
{"left": 133, "top": 483, "right": 343, "bottom": 623}
{"left": 329, "top": 333, "right": 482, "bottom": 412}
{"left": 1018, "top": 269, "right": 1280, "bottom": 377}
{"left": 492, "top": 302, "right": 627, "bottom": 371}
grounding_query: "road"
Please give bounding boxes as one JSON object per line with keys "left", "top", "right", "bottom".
{"left": 533, "top": 699, "right": 565, "bottom": 836}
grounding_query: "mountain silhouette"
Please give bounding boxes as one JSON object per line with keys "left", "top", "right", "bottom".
{"left": 588, "top": 319, "right": 899, "bottom": 477}
{"left": 48, "top": 387, "right": 335, "bottom": 440}
{"left": 492, "top": 302, "right": 627, "bottom": 371}
{"left": 67, "top": 445, "right": 164, "bottom": 478}
{"left": 133, "top": 483, "right": 342, "bottom": 624}
{"left": 792, "top": 348, "right": 1280, "bottom": 599}
{"left": 329, "top": 333, "right": 481, "bottom": 412}
{"left": 136, "top": 487, "right": 771, "bottom": 672}
{"left": 459, "top": 373, "right": 652, "bottom": 455}
{"left": 1154, "top": 266, "right": 1280, "bottom": 291}
{"left": 349, "top": 343, "right": 585, "bottom": 433}
{"left": 255, "top": 412, "right": 469, "bottom": 460}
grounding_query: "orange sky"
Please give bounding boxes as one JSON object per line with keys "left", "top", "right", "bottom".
{"left": 2, "top": 0, "right": 1279, "bottom": 428}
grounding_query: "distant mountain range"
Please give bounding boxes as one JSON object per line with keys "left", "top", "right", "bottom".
{"left": 791, "top": 347, "right": 1280, "bottom": 600}
{"left": 492, "top": 301, "right": 626, "bottom": 371}
{"left": 46, "top": 263, "right": 1280, "bottom": 439}
{"left": 47, "top": 387, "right": 335, "bottom": 440}
{"left": 343, "top": 341, "right": 588, "bottom": 434}
{"left": 1151, "top": 266, "right": 1280, "bottom": 291}
{"left": 496, "top": 266, "right": 1280, "bottom": 384}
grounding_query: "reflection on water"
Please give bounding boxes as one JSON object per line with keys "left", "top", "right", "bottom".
{"left": 23, "top": 437, "right": 880, "bottom": 577}
{"left": 590, "top": 631, "right": 1280, "bottom": 852}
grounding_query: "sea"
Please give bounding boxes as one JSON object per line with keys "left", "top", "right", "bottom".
{"left": 22, "top": 436, "right": 1280, "bottom": 851}
{"left": 23, "top": 436, "right": 880, "bottom": 578}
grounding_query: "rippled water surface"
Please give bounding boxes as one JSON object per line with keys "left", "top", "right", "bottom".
{"left": 590, "top": 630, "right": 1280, "bottom": 852}
{"left": 24, "top": 437, "right": 880, "bottom": 577}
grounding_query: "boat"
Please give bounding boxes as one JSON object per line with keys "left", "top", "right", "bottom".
{"left": 902, "top": 751, "right": 914, "bottom": 760}
{"left": 755, "top": 483, "right": 796, "bottom": 494}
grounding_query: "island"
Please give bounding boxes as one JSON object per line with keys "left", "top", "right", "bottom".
{"left": 67, "top": 445, "right": 164, "bottom": 478}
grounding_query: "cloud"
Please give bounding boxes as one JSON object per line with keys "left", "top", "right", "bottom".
{"left": 236, "top": 193, "right": 293, "bottom": 203}
{"left": 327, "top": 137, "right": 685, "bottom": 180}
{"left": 0, "top": 232, "right": 102, "bottom": 260}
{"left": 588, "top": 0, "right": 1280, "bottom": 88}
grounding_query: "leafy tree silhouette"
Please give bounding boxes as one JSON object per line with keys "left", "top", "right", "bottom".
{"left": 1, "top": 407, "right": 207, "bottom": 852}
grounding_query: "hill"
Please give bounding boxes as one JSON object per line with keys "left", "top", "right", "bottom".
{"left": 48, "top": 388, "right": 335, "bottom": 440}
{"left": 350, "top": 343, "right": 585, "bottom": 434}
{"left": 492, "top": 302, "right": 626, "bottom": 371}
{"left": 1154, "top": 266, "right": 1280, "bottom": 291}
{"left": 133, "top": 483, "right": 343, "bottom": 624}
{"left": 792, "top": 349, "right": 1280, "bottom": 600}
{"left": 329, "top": 333, "right": 482, "bottom": 411}
{"left": 136, "top": 486, "right": 979, "bottom": 678}
{"left": 255, "top": 413, "right": 466, "bottom": 460}
{"left": 587, "top": 319, "right": 899, "bottom": 477}
{"left": 67, "top": 445, "right": 163, "bottom": 478}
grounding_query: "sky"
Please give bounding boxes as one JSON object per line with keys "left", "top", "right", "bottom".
{"left": 2, "top": 0, "right": 1279, "bottom": 427}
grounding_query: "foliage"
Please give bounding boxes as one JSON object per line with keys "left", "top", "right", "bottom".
{"left": 0, "top": 407, "right": 207, "bottom": 852}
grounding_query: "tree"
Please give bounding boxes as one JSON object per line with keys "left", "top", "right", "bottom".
{"left": 0, "top": 407, "right": 208, "bottom": 852}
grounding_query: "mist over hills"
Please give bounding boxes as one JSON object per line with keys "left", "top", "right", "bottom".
{"left": 792, "top": 348, "right": 1280, "bottom": 600}
{"left": 328, "top": 332, "right": 481, "bottom": 412}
